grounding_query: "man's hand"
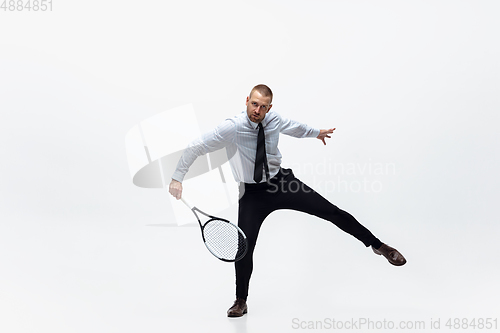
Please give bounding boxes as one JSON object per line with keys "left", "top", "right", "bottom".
{"left": 317, "top": 128, "right": 336, "bottom": 145}
{"left": 169, "top": 179, "right": 183, "bottom": 200}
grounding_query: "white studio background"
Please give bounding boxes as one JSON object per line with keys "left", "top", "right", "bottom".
{"left": 1, "top": 1, "right": 499, "bottom": 333}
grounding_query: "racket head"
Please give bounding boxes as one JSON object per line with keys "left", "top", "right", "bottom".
{"left": 202, "top": 217, "right": 248, "bottom": 262}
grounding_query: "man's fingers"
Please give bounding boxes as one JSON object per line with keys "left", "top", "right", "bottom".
{"left": 317, "top": 128, "right": 336, "bottom": 145}
{"left": 174, "top": 188, "right": 182, "bottom": 200}
{"left": 169, "top": 180, "right": 183, "bottom": 200}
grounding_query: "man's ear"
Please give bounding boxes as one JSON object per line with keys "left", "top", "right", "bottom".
{"left": 245, "top": 96, "right": 249, "bottom": 106}
{"left": 267, "top": 104, "right": 273, "bottom": 113}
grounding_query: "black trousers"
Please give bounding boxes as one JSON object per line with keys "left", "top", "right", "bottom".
{"left": 235, "top": 168, "right": 382, "bottom": 300}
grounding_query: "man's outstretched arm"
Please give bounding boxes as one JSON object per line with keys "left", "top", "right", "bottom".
{"left": 168, "top": 119, "right": 236, "bottom": 200}
{"left": 317, "top": 128, "right": 336, "bottom": 145}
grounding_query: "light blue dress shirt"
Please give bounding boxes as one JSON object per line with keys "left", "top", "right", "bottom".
{"left": 172, "top": 110, "right": 320, "bottom": 184}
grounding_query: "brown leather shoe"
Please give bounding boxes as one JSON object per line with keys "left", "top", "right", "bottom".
{"left": 372, "top": 243, "right": 407, "bottom": 266}
{"left": 227, "top": 298, "right": 247, "bottom": 317}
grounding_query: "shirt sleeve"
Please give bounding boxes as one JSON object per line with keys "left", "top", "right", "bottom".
{"left": 278, "top": 113, "right": 320, "bottom": 139}
{"left": 171, "top": 119, "right": 236, "bottom": 183}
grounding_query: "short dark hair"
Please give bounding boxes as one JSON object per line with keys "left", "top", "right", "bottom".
{"left": 249, "top": 84, "right": 273, "bottom": 103}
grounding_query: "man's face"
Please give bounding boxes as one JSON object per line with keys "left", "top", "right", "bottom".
{"left": 246, "top": 91, "right": 272, "bottom": 123}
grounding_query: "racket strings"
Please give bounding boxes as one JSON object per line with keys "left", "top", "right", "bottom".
{"left": 203, "top": 219, "right": 247, "bottom": 261}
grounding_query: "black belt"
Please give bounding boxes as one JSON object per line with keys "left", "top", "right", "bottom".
{"left": 243, "top": 168, "right": 294, "bottom": 190}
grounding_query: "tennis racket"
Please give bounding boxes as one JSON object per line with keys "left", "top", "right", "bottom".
{"left": 181, "top": 197, "right": 248, "bottom": 262}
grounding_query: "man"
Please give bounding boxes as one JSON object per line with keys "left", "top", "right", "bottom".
{"left": 169, "top": 84, "right": 406, "bottom": 317}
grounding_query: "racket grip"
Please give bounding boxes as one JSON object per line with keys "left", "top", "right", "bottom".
{"left": 180, "top": 197, "right": 194, "bottom": 210}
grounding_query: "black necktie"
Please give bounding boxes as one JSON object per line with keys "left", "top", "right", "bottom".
{"left": 253, "top": 122, "right": 270, "bottom": 183}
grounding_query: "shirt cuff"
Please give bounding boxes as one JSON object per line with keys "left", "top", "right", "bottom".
{"left": 311, "top": 128, "right": 321, "bottom": 138}
{"left": 171, "top": 171, "right": 185, "bottom": 183}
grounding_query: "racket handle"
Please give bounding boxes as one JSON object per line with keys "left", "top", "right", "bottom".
{"left": 180, "top": 197, "right": 194, "bottom": 210}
